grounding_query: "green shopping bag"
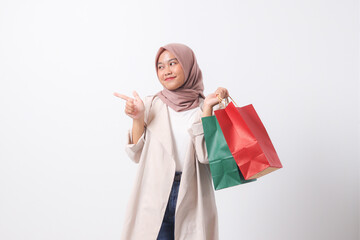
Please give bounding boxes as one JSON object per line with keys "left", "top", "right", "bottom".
{"left": 202, "top": 115, "right": 256, "bottom": 190}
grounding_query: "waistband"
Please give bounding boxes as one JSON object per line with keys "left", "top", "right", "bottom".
{"left": 174, "top": 172, "right": 182, "bottom": 182}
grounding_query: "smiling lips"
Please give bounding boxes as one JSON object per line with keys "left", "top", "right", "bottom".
{"left": 165, "top": 77, "right": 176, "bottom": 81}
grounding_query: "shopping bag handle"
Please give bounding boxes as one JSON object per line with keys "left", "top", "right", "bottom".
{"left": 217, "top": 95, "right": 239, "bottom": 108}
{"left": 228, "top": 96, "right": 239, "bottom": 107}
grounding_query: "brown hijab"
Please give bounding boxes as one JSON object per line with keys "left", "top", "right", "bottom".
{"left": 155, "top": 43, "right": 205, "bottom": 112}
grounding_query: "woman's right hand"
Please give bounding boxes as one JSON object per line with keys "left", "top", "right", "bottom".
{"left": 114, "top": 91, "right": 145, "bottom": 120}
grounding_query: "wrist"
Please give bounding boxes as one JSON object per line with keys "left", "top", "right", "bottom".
{"left": 133, "top": 116, "right": 144, "bottom": 125}
{"left": 203, "top": 102, "right": 215, "bottom": 110}
{"left": 202, "top": 104, "right": 213, "bottom": 117}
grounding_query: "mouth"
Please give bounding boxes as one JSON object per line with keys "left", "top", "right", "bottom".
{"left": 165, "top": 76, "right": 176, "bottom": 81}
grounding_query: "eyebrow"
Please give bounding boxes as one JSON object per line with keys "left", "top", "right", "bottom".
{"left": 157, "top": 58, "right": 178, "bottom": 65}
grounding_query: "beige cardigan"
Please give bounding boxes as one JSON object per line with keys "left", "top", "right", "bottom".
{"left": 120, "top": 95, "right": 219, "bottom": 240}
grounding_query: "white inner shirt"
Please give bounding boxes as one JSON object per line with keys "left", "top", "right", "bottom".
{"left": 167, "top": 106, "right": 200, "bottom": 172}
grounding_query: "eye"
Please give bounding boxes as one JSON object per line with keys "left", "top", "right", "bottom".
{"left": 158, "top": 65, "right": 164, "bottom": 69}
{"left": 170, "top": 62, "right": 177, "bottom": 66}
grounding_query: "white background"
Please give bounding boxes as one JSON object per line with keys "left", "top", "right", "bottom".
{"left": 0, "top": 0, "right": 359, "bottom": 239}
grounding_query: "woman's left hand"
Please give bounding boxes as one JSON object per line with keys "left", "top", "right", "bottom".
{"left": 204, "top": 87, "right": 229, "bottom": 108}
{"left": 202, "top": 87, "right": 229, "bottom": 117}
{"left": 215, "top": 87, "right": 229, "bottom": 101}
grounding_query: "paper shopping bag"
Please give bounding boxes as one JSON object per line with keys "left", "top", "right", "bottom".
{"left": 202, "top": 115, "right": 256, "bottom": 190}
{"left": 214, "top": 102, "right": 282, "bottom": 180}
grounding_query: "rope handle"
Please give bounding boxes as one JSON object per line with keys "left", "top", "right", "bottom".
{"left": 228, "top": 96, "right": 238, "bottom": 107}
{"left": 217, "top": 94, "right": 239, "bottom": 108}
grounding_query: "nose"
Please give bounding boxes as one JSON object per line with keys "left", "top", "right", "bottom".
{"left": 164, "top": 66, "right": 172, "bottom": 76}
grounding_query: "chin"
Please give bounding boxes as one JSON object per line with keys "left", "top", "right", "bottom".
{"left": 164, "top": 87, "right": 177, "bottom": 91}
{"left": 161, "top": 83, "right": 176, "bottom": 91}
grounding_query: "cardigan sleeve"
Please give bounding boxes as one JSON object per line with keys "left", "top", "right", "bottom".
{"left": 125, "top": 128, "right": 146, "bottom": 163}
{"left": 188, "top": 102, "right": 222, "bottom": 164}
{"left": 124, "top": 96, "right": 152, "bottom": 164}
{"left": 189, "top": 119, "right": 209, "bottom": 164}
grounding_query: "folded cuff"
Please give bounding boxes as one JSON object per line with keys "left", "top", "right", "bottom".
{"left": 189, "top": 120, "right": 204, "bottom": 136}
{"left": 125, "top": 129, "right": 145, "bottom": 154}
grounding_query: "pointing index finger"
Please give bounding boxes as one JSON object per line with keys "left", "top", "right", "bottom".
{"left": 113, "top": 92, "right": 132, "bottom": 101}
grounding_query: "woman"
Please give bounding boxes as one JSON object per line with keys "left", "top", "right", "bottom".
{"left": 114, "top": 43, "right": 229, "bottom": 240}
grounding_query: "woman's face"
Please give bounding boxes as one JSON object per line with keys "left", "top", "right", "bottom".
{"left": 157, "top": 50, "right": 185, "bottom": 91}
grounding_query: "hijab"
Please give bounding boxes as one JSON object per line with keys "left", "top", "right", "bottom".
{"left": 155, "top": 43, "right": 205, "bottom": 112}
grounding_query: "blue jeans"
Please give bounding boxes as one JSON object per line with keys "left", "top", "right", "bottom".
{"left": 157, "top": 172, "right": 181, "bottom": 240}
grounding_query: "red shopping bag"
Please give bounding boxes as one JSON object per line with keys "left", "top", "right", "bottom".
{"left": 214, "top": 102, "right": 282, "bottom": 180}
